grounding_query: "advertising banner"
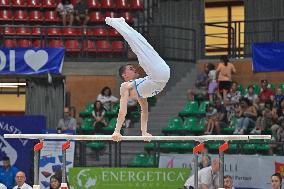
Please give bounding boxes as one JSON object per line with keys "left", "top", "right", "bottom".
{"left": 159, "top": 154, "right": 284, "bottom": 189}
{"left": 69, "top": 168, "right": 190, "bottom": 189}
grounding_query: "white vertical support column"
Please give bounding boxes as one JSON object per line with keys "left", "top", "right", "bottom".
{"left": 33, "top": 141, "right": 44, "bottom": 189}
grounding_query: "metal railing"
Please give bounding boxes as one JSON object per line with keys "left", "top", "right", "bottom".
{"left": 0, "top": 24, "right": 196, "bottom": 62}
{"left": 203, "top": 18, "right": 284, "bottom": 59}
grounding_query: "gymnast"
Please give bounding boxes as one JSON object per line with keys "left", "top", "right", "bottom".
{"left": 105, "top": 17, "right": 170, "bottom": 141}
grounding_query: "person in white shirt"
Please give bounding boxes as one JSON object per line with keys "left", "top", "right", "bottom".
{"left": 97, "top": 87, "right": 118, "bottom": 111}
{"left": 0, "top": 183, "right": 7, "bottom": 189}
{"left": 13, "top": 172, "right": 32, "bottom": 189}
{"left": 224, "top": 175, "right": 235, "bottom": 189}
{"left": 184, "top": 158, "right": 220, "bottom": 189}
{"left": 207, "top": 63, "right": 217, "bottom": 102}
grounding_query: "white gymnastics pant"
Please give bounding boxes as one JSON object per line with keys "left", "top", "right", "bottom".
{"left": 106, "top": 17, "right": 170, "bottom": 98}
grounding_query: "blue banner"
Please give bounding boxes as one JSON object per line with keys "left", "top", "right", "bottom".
{"left": 252, "top": 42, "right": 284, "bottom": 72}
{"left": 0, "top": 115, "right": 46, "bottom": 182}
{"left": 0, "top": 48, "right": 64, "bottom": 75}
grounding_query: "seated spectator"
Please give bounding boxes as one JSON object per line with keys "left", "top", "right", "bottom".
{"left": 251, "top": 100, "right": 277, "bottom": 134}
{"left": 13, "top": 171, "right": 32, "bottom": 189}
{"left": 74, "top": 0, "right": 89, "bottom": 25}
{"left": 195, "top": 63, "right": 208, "bottom": 89}
{"left": 57, "top": 107, "right": 77, "bottom": 131}
{"left": 0, "top": 156, "right": 19, "bottom": 189}
{"left": 259, "top": 79, "right": 275, "bottom": 103}
{"left": 50, "top": 175, "right": 61, "bottom": 189}
{"left": 97, "top": 87, "right": 118, "bottom": 111}
{"left": 269, "top": 117, "right": 284, "bottom": 154}
{"left": 199, "top": 154, "right": 211, "bottom": 170}
{"left": 244, "top": 85, "right": 259, "bottom": 106}
{"left": 224, "top": 82, "right": 241, "bottom": 121}
{"left": 274, "top": 88, "right": 284, "bottom": 109}
{"left": 207, "top": 63, "right": 217, "bottom": 102}
{"left": 233, "top": 98, "right": 257, "bottom": 134}
{"left": 224, "top": 175, "right": 235, "bottom": 189}
{"left": 56, "top": 0, "right": 74, "bottom": 26}
{"left": 92, "top": 101, "right": 107, "bottom": 132}
{"left": 215, "top": 98, "right": 228, "bottom": 134}
{"left": 216, "top": 55, "right": 236, "bottom": 98}
{"left": 204, "top": 104, "right": 217, "bottom": 134}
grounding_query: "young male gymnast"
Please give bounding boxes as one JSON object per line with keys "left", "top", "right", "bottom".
{"left": 105, "top": 17, "right": 170, "bottom": 141}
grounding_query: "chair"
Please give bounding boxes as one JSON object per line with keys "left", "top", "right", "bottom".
{"left": 86, "top": 142, "right": 106, "bottom": 150}
{"left": 87, "top": 0, "right": 101, "bottom": 9}
{"left": 112, "top": 41, "right": 124, "bottom": 52}
{"left": 3, "top": 26, "right": 15, "bottom": 35}
{"left": 45, "top": 11, "right": 60, "bottom": 23}
{"left": 197, "top": 101, "right": 210, "bottom": 115}
{"left": 49, "top": 39, "right": 64, "bottom": 48}
{"left": 95, "top": 40, "right": 112, "bottom": 52}
{"left": 27, "top": 0, "right": 41, "bottom": 8}
{"left": 0, "top": 10, "right": 13, "bottom": 21}
{"left": 105, "top": 11, "right": 118, "bottom": 18}
{"left": 16, "top": 27, "right": 31, "bottom": 35}
{"left": 120, "top": 12, "right": 133, "bottom": 23}
{"left": 14, "top": 10, "right": 28, "bottom": 21}
{"left": 29, "top": 11, "right": 43, "bottom": 22}
{"left": 130, "top": 0, "right": 144, "bottom": 10}
{"left": 179, "top": 101, "right": 199, "bottom": 116}
{"left": 180, "top": 117, "right": 199, "bottom": 133}
{"left": 42, "top": 0, "right": 56, "bottom": 8}
{"left": 89, "top": 11, "right": 104, "bottom": 23}
{"left": 101, "top": 0, "right": 115, "bottom": 9}
{"left": 3, "top": 39, "right": 16, "bottom": 48}
{"left": 65, "top": 40, "right": 81, "bottom": 53}
{"left": 162, "top": 117, "right": 183, "bottom": 134}
{"left": 32, "top": 27, "right": 42, "bottom": 36}
{"left": 108, "top": 28, "right": 120, "bottom": 37}
{"left": 33, "top": 40, "right": 45, "bottom": 48}
{"left": 128, "top": 153, "right": 149, "bottom": 167}
{"left": 115, "top": 0, "right": 129, "bottom": 9}
{"left": 93, "top": 28, "right": 108, "bottom": 36}
{"left": 0, "top": 0, "right": 10, "bottom": 7}
{"left": 47, "top": 27, "right": 62, "bottom": 36}
{"left": 18, "top": 39, "right": 32, "bottom": 48}
{"left": 80, "top": 118, "right": 95, "bottom": 132}
{"left": 63, "top": 27, "right": 77, "bottom": 36}
{"left": 101, "top": 118, "right": 117, "bottom": 134}
{"left": 12, "top": 0, "right": 25, "bottom": 7}
{"left": 83, "top": 40, "right": 96, "bottom": 53}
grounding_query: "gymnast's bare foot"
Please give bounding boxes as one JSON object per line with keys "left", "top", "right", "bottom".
{"left": 112, "top": 131, "right": 122, "bottom": 142}
{"left": 142, "top": 132, "right": 152, "bottom": 142}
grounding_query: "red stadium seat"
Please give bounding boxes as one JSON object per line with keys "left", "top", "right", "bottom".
{"left": 45, "top": 11, "right": 60, "bottom": 23}
{"left": 0, "top": 0, "right": 10, "bottom": 7}
{"left": 83, "top": 40, "right": 96, "bottom": 52}
{"left": 14, "top": 10, "right": 28, "bottom": 21}
{"left": 63, "top": 27, "right": 77, "bottom": 36}
{"left": 12, "top": 0, "right": 26, "bottom": 7}
{"left": 70, "top": 0, "right": 77, "bottom": 5}
{"left": 87, "top": 0, "right": 101, "bottom": 9}
{"left": 18, "top": 39, "right": 32, "bottom": 48}
{"left": 29, "top": 11, "right": 43, "bottom": 22}
{"left": 130, "top": 0, "right": 144, "bottom": 10}
{"left": 0, "top": 10, "right": 13, "bottom": 21}
{"left": 95, "top": 40, "right": 112, "bottom": 52}
{"left": 105, "top": 11, "right": 118, "bottom": 18}
{"left": 89, "top": 12, "right": 104, "bottom": 23}
{"left": 3, "top": 39, "right": 17, "bottom": 48}
{"left": 112, "top": 41, "right": 124, "bottom": 52}
{"left": 65, "top": 40, "right": 80, "bottom": 53}
{"left": 120, "top": 12, "right": 133, "bottom": 23}
{"left": 42, "top": 0, "right": 56, "bottom": 8}
{"left": 32, "top": 27, "right": 42, "bottom": 36}
{"left": 27, "top": 0, "right": 41, "bottom": 8}
{"left": 93, "top": 28, "right": 108, "bottom": 36}
{"left": 85, "top": 28, "right": 93, "bottom": 36}
{"left": 49, "top": 39, "right": 64, "bottom": 48}
{"left": 115, "top": 0, "right": 129, "bottom": 9}
{"left": 47, "top": 27, "right": 62, "bottom": 36}
{"left": 33, "top": 40, "right": 45, "bottom": 48}
{"left": 101, "top": 0, "right": 115, "bottom": 9}
{"left": 16, "top": 27, "right": 31, "bottom": 35}
{"left": 108, "top": 28, "right": 120, "bottom": 37}
{"left": 3, "top": 26, "right": 15, "bottom": 35}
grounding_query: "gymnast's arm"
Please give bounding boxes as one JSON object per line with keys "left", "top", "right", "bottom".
{"left": 114, "top": 82, "right": 130, "bottom": 134}
{"left": 138, "top": 98, "right": 149, "bottom": 135}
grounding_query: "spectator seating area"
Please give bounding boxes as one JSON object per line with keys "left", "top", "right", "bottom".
{"left": 0, "top": 0, "right": 144, "bottom": 57}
